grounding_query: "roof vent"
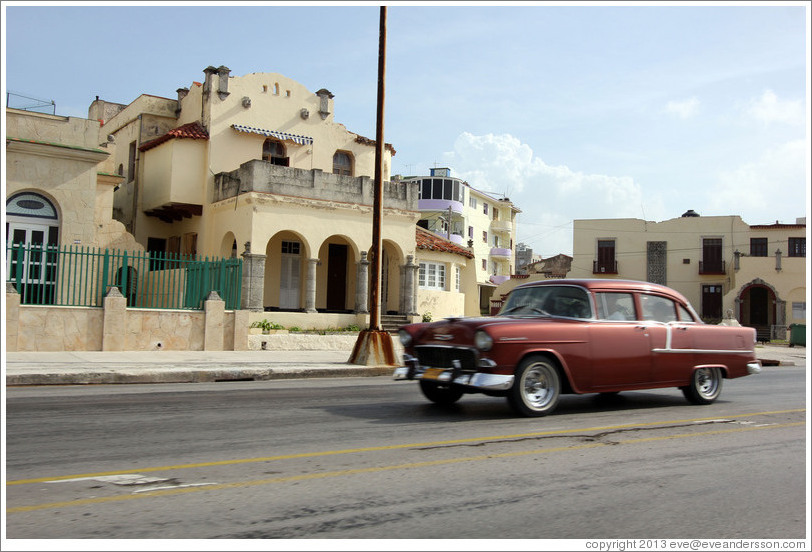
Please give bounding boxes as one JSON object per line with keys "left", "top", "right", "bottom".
{"left": 681, "top": 209, "right": 700, "bottom": 217}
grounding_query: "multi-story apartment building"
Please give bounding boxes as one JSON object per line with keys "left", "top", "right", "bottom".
{"left": 571, "top": 212, "right": 807, "bottom": 338}
{"left": 404, "top": 167, "right": 521, "bottom": 316}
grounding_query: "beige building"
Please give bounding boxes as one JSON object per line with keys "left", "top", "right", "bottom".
{"left": 90, "top": 66, "right": 421, "bottom": 330}
{"left": 404, "top": 167, "right": 521, "bottom": 317}
{"left": 413, "top": 226, "right": 475, "bottom": 321}
{"left": 5, "top": 107, "right": 240, "bottom": 353}
{"left": 571, "top": 212, "right": 807, "bottom": 337}
{"left": 5, "top": 107, "right": 136, "bottom": 253}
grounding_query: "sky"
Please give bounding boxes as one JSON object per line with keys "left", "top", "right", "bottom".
{"left": 2, "top": 1, "right": 809, "bottom": 258}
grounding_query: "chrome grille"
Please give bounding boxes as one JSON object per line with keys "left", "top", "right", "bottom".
{"left": 414, "top": 345, "right": 477, "bottom": 371}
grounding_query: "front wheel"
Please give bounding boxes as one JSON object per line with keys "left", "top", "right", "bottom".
{"left": 419, "top": 380, "right": 463, "bottom": 405}
{"left": 682, "top": 367, "right": 723, "bottom": 405}
{"left": 507, "top": 356, "right": 561, "bottom": 417}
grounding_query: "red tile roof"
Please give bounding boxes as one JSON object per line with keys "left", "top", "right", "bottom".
{"left": 415, "top": 226, "right": 474, "bottom": 259}
{"left": 139, "top": 121, "right": 209, "bottom": 152}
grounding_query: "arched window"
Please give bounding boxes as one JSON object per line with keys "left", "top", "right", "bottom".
{"left": 262, "top": 139, "right": 288, "bottom": 166}
{"left": 332, "top": 151, "right": 353, "bottom": 176}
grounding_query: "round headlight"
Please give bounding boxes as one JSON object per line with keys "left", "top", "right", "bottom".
{"left": 398, "top": 329, "right": 413, "bottom": 347}
{"left": 474, "top": 330, "right": 493, "bottom": 351}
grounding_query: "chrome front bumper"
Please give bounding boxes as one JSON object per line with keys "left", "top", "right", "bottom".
{"left": 747, "top": 361, "right": 762, "bottom": 375}
{"left": 393, "top": 355, "right": 514, "bottom": 392}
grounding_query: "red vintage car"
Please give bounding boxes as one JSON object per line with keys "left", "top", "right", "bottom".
{"left": 394, "top": 279, "right": 762, "bottom": 416}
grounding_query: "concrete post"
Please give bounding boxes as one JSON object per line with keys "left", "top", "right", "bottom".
{"left": 355, "top": 251, "right": 370, "bottom": 314}
{"left": 102, "top": 287, "right": 127, "bottom": 351}
{"left": 204, "top": 291, "right": 225, "bottom": 351}
{"left": 305, "top": 258, "right": 319, "bottom": 313}
{"left": 6, "top": 283, "right": 20, "bottom": 352}
{"left": 233, "top": 309, "right": 250, "bottom": 351}
{"left": 403, "top": 254, "right": 419, "bottom": 316}
{"left": 241, "top": 243, "right": 266, "bottom": 311}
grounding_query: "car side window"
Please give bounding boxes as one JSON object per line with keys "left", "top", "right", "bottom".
{"left": 641, "top": 294, "right": 678, "bottom": 322}
{"left": 676, "top": 303, "right": 695, "bottom": 322}
{"left": 596, "top": 292, "right": 636, "bottom": 321}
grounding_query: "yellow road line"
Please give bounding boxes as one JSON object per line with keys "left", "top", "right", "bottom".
{"left": 7, "top": 408, "right": 804, "bottom": 486}
{"left": 6, "top": 421, "right": 804, "bottom": 514}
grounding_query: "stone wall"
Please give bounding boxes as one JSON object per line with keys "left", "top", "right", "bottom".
{"left": 6, "top": 287, "right": 248, "bottom": 352}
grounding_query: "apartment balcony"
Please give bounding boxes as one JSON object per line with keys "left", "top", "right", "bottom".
{"left": 592, "top": 260, "right": 618, "bottom": 274}
{"left": 699, "top": 260, "right": 726, "bottom": 275}
{"left": 490, "top": 247, "right": 512, "bottom": 260}
{"left": 490, "top": 219, "right": 512, "bottom": 233}
{"left": 489, "top": 274, "right": 511, "bottom": 285}
{"left": 417, "top": 198, "right": 464, "bottom": 214}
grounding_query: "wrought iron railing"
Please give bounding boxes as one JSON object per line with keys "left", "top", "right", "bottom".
{"left": 6, "top": 243, "right": 242, "bottom": 310}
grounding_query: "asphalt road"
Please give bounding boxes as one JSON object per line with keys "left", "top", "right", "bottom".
{"left": 4, "top": 363, "right": 808, "bottom": 542}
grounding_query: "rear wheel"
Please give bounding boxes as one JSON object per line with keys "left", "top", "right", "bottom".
{"left": 419, "top": 380, "right": 463, "bottom": 405}
{"left": 507, "top": 356, "right": 561, "bottom": 417}
{"left": 682, "top": 367, "right": 723, "bottom": 404}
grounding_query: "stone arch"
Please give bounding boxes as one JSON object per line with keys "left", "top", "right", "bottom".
{"left": 219, "top": 231, "right": 238, "bottom": 259}
{"left": 735, "top": 278, "right": 785, "bottom": 330}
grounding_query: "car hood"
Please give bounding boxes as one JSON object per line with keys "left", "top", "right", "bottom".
{"left": 407, "top": 316, "right": 552, "bottom": 345}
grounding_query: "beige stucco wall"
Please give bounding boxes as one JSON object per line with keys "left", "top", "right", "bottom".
{"left": 186, "top": 72, "right": 393, "bottom": 181}
{"left": 141, "top": 139, "right": 207, "bottom": 211}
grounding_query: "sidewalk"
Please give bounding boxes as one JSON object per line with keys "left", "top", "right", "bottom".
{"left": 3, "top": 342, "right": 804, "bottom": 387}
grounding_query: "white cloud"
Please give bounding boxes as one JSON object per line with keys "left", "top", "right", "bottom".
{"left": 443, "top": 132, "right": 651, "bottom": 256}
{"left": 746, "top": 90, "right": 804, "bottom": 125}
{"left": 709, "top": 139, "right": 807, "bottom": 222}
{"left": 665, "top": 97, "right": 700, "bottom": 119}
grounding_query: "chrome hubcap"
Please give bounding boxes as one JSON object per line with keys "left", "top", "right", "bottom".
{"left": 696, "top": 368, "right": 719, "bottom": 396}
{"left": 523, "top": 365, "right": 553, "bottom": 408}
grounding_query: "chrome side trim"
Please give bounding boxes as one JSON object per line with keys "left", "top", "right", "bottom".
{"left": 652, "top": 349, "right": 754, "bottom": 354}
{"left": 461, "top": 372, "right": 514, "bottom": 391}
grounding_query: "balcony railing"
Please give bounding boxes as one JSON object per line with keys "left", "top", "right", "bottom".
{"left": 699, "top": 260, "right": 726, "bottom": 275}
{"left": 490, "top": 247, "right": 512, "bottom": 259}
{"left": 592, "top": 260, "right": 618, "bottom": 274}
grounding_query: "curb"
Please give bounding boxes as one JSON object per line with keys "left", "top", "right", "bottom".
{"left": 5, "top": 366, "right": 396, "bottom": 386}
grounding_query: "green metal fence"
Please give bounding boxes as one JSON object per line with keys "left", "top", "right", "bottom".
{"left": 6, "top": 243, "right": 242, "bottom": 310}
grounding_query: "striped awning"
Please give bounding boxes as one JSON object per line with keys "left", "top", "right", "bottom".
{"left": 231, "top": 124, "right": 313, "bottom": 145}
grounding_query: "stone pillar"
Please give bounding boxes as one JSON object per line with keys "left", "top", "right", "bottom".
{"left": 241, "top": 242, "right": 266, "bottom": 311}
{"left": 305, "top": 258, "right": 319, "bottom": 313}
{"left": 102, "top": 287, "right": 127, "bottom": 351}
{"left": 204, "top": 291, "right": 225, "bottom": 351}
{"left": 355, "top": 251, "right": 370, "bottom": 314}
{"left": 6, "top": 283, "right": 20, "bottom": 352}
{"left": 775, "top": 299, "right": 787, "bottom": 328}
{"left": 402, "top": 255, "right": 419, "bottom": 316}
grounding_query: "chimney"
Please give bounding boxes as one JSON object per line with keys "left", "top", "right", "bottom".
{"left": 217, "top": 66, "right": 231, "bottom": 100}
{"left": 202, "top": 66, "right": 218, "bottom": 99}
{"left": 315, "top": 88, "right": 334, "bottom": 120}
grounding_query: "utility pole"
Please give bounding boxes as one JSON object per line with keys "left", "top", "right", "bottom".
{"left": 348, "top": 6, "right": 396, "bottom": 366}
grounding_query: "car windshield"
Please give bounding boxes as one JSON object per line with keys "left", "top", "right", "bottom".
{"left": 499, "top": 285, "right": 592, "bottom": 319}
